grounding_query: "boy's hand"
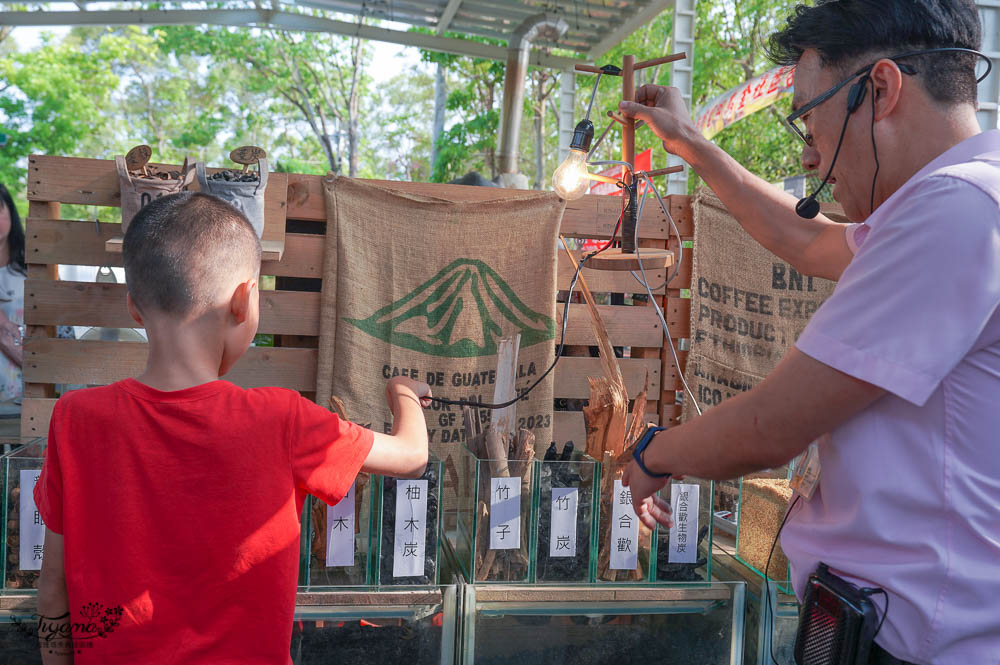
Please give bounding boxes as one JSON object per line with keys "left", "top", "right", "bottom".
{"left": 386, "top": 376, "right": 433, "bottom": 415}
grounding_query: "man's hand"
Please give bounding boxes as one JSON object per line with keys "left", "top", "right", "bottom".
{"left": 622, "top": 461, "right": 674, "bottom": 530}
{"left": 618, "top": 84, "right": 701, "bottom": 158}
{"left": 385, "top": 376, "right": 433, "bottom": 416}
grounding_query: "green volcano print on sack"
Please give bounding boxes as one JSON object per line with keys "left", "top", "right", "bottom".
{"left": 346, "top": 259, "right": 556, "bottom": 358}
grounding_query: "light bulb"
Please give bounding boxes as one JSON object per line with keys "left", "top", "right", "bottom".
{"left": 552, "top": 149, "right": 591, "bottom": 200}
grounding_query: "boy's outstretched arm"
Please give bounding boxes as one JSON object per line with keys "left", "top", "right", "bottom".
{"left": 38, "top": 528, "right": 72, "bottom": 665}
{"left": 362, "top": 376, "right": 432, "bottom": 479}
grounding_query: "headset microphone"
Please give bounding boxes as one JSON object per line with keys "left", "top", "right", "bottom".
{"left": 795, "top": 189, "right": 824, "bottom": 219}
{"left": 796, "top": 76, "right": 870, "bottom": 219}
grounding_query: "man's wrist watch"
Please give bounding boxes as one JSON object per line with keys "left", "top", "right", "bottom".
{"left": 632, "top": 426, "right": 671, "bottom": 479}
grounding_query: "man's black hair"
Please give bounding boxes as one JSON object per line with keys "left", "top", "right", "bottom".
{"left": 123, "top": 192, "right": 261, "bottom": 316}
{"left": 768, "top": 0, "right": 983, "bottom": 106}
{"left": 0, "top": 184, "right": 27, "bottom": 276}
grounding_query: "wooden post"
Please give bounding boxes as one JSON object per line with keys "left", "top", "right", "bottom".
{"left": 24, "top": 202, "right": 60, "bottom": 413}
{"left": 622, "top": 54, "right": 636, "bottom": 182}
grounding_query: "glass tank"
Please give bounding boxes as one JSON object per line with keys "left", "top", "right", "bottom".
{"left": 533, "top": 445, "right": 598, "bottom": 584}
{"left": 372, "top": 456, "right": 445, "bottom": 586}
{"left": 460, "top": 582, "right": 746, "bottom": 665}
{"left": 2, "top": 439, "right": 48, "bottom": 592}
{"left": 290, "top": 586, "right": 457, "bottom": 665}
{"left": 301, "top": 475, "right": 374, "bottom": 587}
{"left": 450, "top": 446, "right": 536, "bottom": 583}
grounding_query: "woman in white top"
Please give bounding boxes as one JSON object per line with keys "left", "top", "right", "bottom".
{"left": 0, "top": 184, "right": 26, "bottom": 410}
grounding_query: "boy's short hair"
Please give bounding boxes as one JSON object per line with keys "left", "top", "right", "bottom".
{"left": 123, "top": 192, "right": 262, "bottom": 316}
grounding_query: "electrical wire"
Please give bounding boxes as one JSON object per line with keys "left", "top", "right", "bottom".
{"left": 588, "top": 120, "right": 616, "bottom": 161}
{"left": 868, "top": 588, "right": 890, "bottom": 638}
{"left": 764, "top": 494, "right": 803, "bottom": 665}
{"left": 869, "top": 79, "right": 880, "bottom": 216}
{"left": 429, "top": 161, "right": 693, "bottom": 414}
{"left": 632, "top": 172, "right": 701, "bottom": 417}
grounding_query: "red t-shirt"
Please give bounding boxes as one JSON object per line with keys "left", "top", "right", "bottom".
{"left": 34, "top": 379, "right": 374, "bottom": 664}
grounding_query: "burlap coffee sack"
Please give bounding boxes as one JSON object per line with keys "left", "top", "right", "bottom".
{"left": 682, "top": 189, "right": 837, "bottom": 421}
{"left": 317, "top": 177, "right": 565, "bottom": 456}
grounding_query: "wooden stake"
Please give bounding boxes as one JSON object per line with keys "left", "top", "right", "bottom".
{"left": 490, "top": 334, "right": 520, "bottom": 444}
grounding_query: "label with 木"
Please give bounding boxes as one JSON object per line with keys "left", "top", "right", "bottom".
{"left": 489, "top": 477, "right": 521, "bottom": 550}
{"left": 549, "top": 487, "right": 579, "bottom": 558}
{"left": 393, "top": 479, "right": 428, "bottom": 578}
{"left": 668, "top": 483, "right": 700, "bottom": 564}
{"left": 610, "top": 479, "right": 639, "bottom": 570}
{"left": 20, "top": 470, "right": 44, "bottom": 571}
{"left": 326, "top": 483, "right": 356, "bottom": 567}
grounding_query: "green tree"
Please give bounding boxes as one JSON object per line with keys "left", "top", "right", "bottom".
{"left": 363, "top": 65, "right": 436, "bottom": 181}
{"left": 0, "top": 34, "right": 117, "bottom": 195}
{"left": 422, "top": 43, "right": 506, "bottom": 183}
{"left": 691, "top": 0, "right": 804, "bottom": 188}
{"left": 161, "top": 20, "right": 372, "bottom": 177}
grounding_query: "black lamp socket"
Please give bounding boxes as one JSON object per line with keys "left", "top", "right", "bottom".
{"left": 569, "top": 119, "right": 595, "bottom": 153}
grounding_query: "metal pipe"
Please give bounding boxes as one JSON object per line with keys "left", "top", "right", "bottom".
{"left": 497, "top": 13, "right": 568, "bottom": 175}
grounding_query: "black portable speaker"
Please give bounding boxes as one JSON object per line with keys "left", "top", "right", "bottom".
{"left": 794, "top": 563, "right": 879, "bottom": 665}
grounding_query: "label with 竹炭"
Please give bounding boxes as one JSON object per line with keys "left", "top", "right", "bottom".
{"left": 549, "top": 487, "right": 578, "bottom": 558}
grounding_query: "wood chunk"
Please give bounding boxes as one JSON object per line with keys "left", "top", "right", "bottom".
{"left": 490, "top": 335, "right": 520, "bottom": 444}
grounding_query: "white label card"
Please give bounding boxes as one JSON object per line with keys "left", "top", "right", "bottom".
{"left": 19, "top": 470, "right": 44, "bottom": 571}
{"left": 393, "top": 479, "right": 428, "bottom": 578}
{"left": 610, "top": 479, "right": 639, "bottom": 570}
{"left": 489, "top": 477, "right": 521, "bottom": 550}
{"left": 549, "top": 487, "right": 578, "bottom": 558}
{"left": 326, "top": 483, "right": 356, "bottom": 567}
{"left": 668, "top": 483, "right": 700, "bottom": 564}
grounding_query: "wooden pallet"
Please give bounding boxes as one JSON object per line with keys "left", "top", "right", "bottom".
{"left": 22, "top": 155, "right": 693, "bottom": 446}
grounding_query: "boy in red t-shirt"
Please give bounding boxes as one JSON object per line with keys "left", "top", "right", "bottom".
{"left": 33, "top": 192, "right": 432, "bottom": 664}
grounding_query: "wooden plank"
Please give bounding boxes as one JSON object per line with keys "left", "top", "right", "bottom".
{"left": 667, "top": 194, "right": 694, "bottom": 236}
{"left": 553, "top": 357, "right": 659, "bottom": 399}
{"left": 665, "top": 297, "right": 690, "bottom": 338}
{"left": 106, "top": 236, "right": 286, "bottom": 262}
{"left": 23, "top": 339, "right": 317, "bottom": 391}
{"left": 21, "top": 398, "right": 56, "bottom": 438}
{"left": 25, "top": 280, "right": 321, "bottom": 336}
{"left": 558, "top": 303, "right": 663, "bottom": 347}
{"left": 666, "top": 236, "right": 694, "bottom": 290}
{"left": 26, "top": 155, "right": 288, "bottom": 225}
{"left": 558, "top": 251, "right": 666, "bottom": 294}
{"left": 285, "top": 172, "right": 670, "bottom": 240}
{"left": 662, "top": 348, "right": 689, "bottom": 393}
{"left": 559, "top": 194, "right": 669, "bottom": 240}
{"left": 26, "top": 220, "right": 323, "bottom": 279}
{"left": 661, "top": 403, "right": 684, "bottom": 426}
{"left": 553, "top": 410, "right": 586, "bottom": 448}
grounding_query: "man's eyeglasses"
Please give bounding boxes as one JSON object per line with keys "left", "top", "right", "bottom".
{"left": 783, "top": 47, "right": 992, "bottom": 146}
